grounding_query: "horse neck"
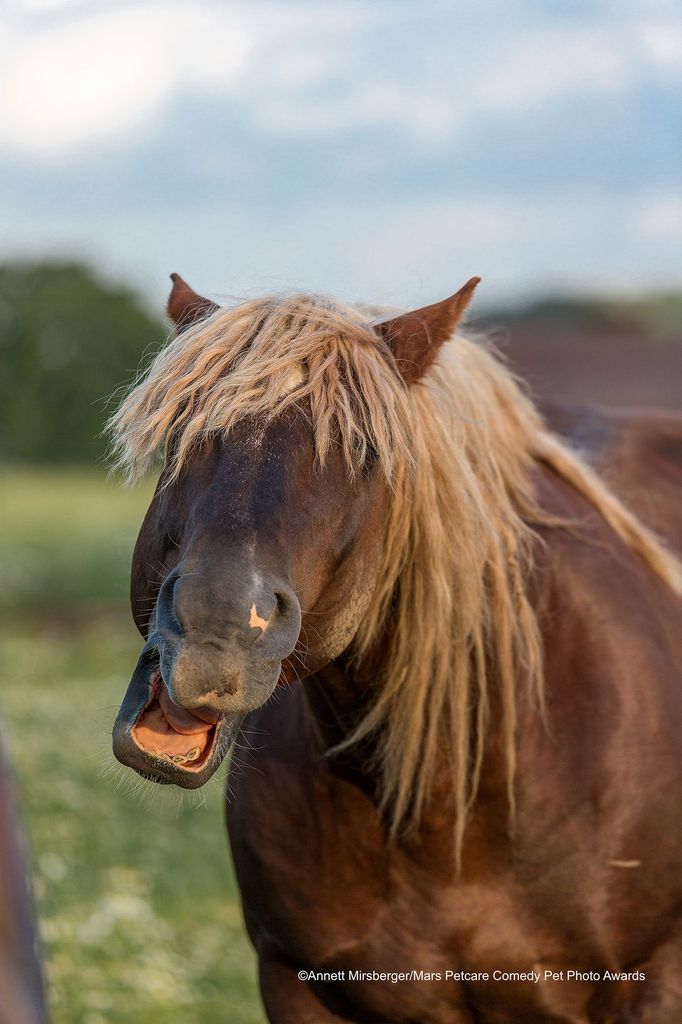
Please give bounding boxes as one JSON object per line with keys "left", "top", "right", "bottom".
{"left": 300, "top": 462, "right": 632, "bottom": 829}
{"left": 301, "top": 631, "right": 516, "bottom": 850}
{"left": 302, "top": 452, "right": 680, "bottom": 873}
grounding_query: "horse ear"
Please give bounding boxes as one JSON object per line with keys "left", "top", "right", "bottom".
{"left": 167, "top": 273, "right": 219, "bottom": 330}
{"left": 374, "top": 276, "right": 481, "bottom": 383}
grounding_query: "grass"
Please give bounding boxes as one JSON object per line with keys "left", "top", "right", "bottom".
{"left": 0, "top": 468, "right": 266, "bottom": 1024}
{"left": 1, "top": 467, "right": 156, "bottom": 614}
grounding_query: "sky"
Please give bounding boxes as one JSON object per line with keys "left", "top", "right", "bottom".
{"left": 1, "top": 0, "right": 681, "bottom": 311}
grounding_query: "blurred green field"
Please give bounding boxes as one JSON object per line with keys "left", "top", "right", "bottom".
{"left": 0, "top": 468, "right": 266, "bottom": 1024}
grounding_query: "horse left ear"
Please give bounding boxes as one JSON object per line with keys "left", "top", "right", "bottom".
{"left": 167, "top": 273, "right": 219, "bottom": 330}
{"left": 374, "top": 276, "right": 481, "bottom": 383}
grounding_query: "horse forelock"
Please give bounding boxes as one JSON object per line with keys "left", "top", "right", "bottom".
{"left": 108, "top": 294, "right": 415, "bottom": 486}
{"left": 108, "top": 291, "right": 682, "bottom": 861}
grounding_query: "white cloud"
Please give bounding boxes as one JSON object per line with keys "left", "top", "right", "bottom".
{"left": 0, "top": 5, "right": 252, "bottom": 154}
{"left": 2, "top": 2, "right": 682, "bottom": 156}
{"left": 474, "top": 27, "right": 631, "bottom": 111}
{"left": 1, "top": 2, "right": 680, "bottom": 302}
{"left": 633, "top": 191, "right": 682, "bottom": 242}
{"left": 639, "top": 21, "right": 682, "bottom": 72}
{"left": 15, "top": 0, "right": 95, "bottom": 10}
{"left": 0, "top": 1, "right": 373, "bottom": 155}
{"left": 255, "top": 78, "right": 465, "bottom": 142}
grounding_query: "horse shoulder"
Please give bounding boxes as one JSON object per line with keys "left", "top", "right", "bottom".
{"left": 519, "top": 465, "right": 682, "bottom": 965}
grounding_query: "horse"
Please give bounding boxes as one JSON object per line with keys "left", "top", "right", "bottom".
{"left": 111, "top": 273, "right": 682, "bottom": 1023}
{"left": 0, "top": 729, "right": 48, "bottom": 1024}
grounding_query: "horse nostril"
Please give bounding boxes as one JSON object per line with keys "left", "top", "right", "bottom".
{"left": 156, "top": 570, "right": 182, "bottom": 634}
{"left": 274, "top": 588, "right": 297, "bottom": 621}
{"left": 270, "top": 585, "right": 302, "bottom": 646}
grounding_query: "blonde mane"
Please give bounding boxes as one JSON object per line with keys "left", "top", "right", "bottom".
{"left": 109, "top": 293, "right": 682, "bottom": 860}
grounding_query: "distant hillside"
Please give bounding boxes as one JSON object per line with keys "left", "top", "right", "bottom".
{"left": 478, "top": 293, "right": 682, "bottom": 411}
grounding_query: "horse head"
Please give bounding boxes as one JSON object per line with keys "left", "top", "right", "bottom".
{"left": 112, "top": 274, "right": 479, "bottom": 788}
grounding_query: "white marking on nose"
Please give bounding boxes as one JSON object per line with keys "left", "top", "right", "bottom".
{"left": 249, "top": 603, "right": 270, "bottom": 631}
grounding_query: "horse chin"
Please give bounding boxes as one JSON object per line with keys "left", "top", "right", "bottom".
{"left": 112, "top": 645, "right": 243, "bottom": 789}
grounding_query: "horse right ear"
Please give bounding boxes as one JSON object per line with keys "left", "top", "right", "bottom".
{"left": 167, "top": 273, "right": 219, "bottom": 330}
{"left": 374, "top": 277, "right": 480, "bottom": 384}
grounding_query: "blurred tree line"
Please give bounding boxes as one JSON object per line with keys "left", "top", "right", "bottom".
{"left": 1, "top": 260, "right": 680, "bottom": 467}
{"left": 0, "top": 262, "right": 164, "bottom": 464}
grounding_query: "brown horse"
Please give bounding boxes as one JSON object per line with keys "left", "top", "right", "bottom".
{"left": 0, "top": 730, "right": 48, "bottom": 1024}
{"left": 111, "top": 274, "right": 682, "bottom": 1023}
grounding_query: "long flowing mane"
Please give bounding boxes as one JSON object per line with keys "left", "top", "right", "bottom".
{"left": 109, "top": 294, "right": 682, "bottom": 858}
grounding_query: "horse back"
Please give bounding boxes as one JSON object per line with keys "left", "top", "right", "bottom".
{"left": 543, "top": 401, "right": 682, "bottom": 554}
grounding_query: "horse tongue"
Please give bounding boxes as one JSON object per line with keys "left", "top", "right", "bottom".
{"left": 158, "top": 685, "right": 221, "bottom": 735}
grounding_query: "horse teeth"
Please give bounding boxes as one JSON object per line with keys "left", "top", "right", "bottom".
{"left": 149, "top": 748, "right": 199, "bottom": 765}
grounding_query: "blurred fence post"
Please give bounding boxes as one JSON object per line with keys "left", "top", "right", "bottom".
{"left": 0, "top": 727, "right": 48, "bottom": 1024}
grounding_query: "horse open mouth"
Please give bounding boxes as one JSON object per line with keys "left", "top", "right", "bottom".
{"left": 131, "top": 669, "right": 222, "bottom": 772}
{"left": 112, "top": 642, "right": 243, "bottom": 789}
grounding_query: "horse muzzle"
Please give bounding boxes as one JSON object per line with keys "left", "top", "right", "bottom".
{"left": 112, "top": 639, "right": 245, "bottom": 788}
{"left": 114, "top": 562, "right": 301, "bottom": 786}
